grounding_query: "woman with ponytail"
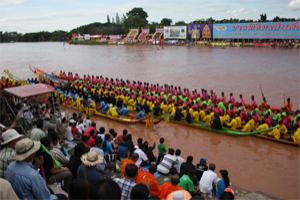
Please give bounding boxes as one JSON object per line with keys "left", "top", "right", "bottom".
{"left": 216, "top": 169, "right": 231, "bottom": 199}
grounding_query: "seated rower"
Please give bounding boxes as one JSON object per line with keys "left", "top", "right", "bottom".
{"left": 107, "top": 104, "right": 119, "bottom": 117}
{"left": 241, "top": 118, "right": 255, "bottom": 132}
{"left": 256, "top": 120, "right": 269, "bottom": 132}
{"left": 292, "top": 127, "right": 300, "bottom": 144}
{"left": 220, "top": 114, "right": 230, "bottom": 126}
{"left": 203, "top": 112, "right": 214, "bottom": 126}
{"left": 100, "top": 101, "right": 109, "bottom": 113}
{"left": 192, "top": 109, "right": 200, "bottom": 122}
{"left": 119, "top": 105, "right": 129, "bottom": 116}
{"left": 137, "top": 109, "right": 145, "bottom": 120}
{"left": 211, "top": 114, "right": 222, "bottom": 130}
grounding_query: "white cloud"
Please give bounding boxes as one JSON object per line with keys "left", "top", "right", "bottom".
{"left": 225, "top": 8, "right": 254, "bottom": 18}
{"left": 288, "top": 0, "right": 300, "bottom": 10}
{"left": 0, "top": 0, "right": 26, "bottom": 6}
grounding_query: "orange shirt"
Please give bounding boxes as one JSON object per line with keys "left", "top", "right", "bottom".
{"left": 136, "top": 169, "right": 161, "bottom": 197}
{"left": 120, "top": 159, "right": 135, "bottom": 178}
{"left": 159, "top": 182, "right": 182, "bottom": 200}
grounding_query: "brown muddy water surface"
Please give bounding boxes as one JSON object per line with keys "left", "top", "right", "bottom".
{"left": 1, "top": 42, "right": 299, "bottom": 199}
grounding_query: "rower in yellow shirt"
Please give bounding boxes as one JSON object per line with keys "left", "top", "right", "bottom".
{"left": 292, "top": 128, "right": 300, "bottom": 144}
{"left": 220, "top": 114, "right": 230, "bottom": 126}
{"left": 241, "top": 119, "right": 255, "bottom": 132}
{"left": 203, "top": 112, "right": 214, "bottom": 126}
{"left": 192, "top": 110, "right": 200, "bottom": 122}
{"left": 107, "top": 104, "right": 119, "bottom": 117}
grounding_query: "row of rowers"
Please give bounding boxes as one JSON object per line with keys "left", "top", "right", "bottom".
{"left": 55, "top": 79, "right": 300, "bottom": 136}
{"left": 57, "top": 71, "right": 293, "bottom": 112}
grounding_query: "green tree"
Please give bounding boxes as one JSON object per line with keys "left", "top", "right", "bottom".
{"left": 127, "top": 7, "right": 148, "bottom": 19}
{"left": 260, "top": 13, "right": 267, "bottom": 22}
{"left": 149, "top": 22, "right": 159, "bottom": 33}
{"left": 116, "top": 13, "right": 120, "bottom": 24}
{"left": 174, "top": 21, "right": 187, "bottom": 26}
{"left": 124, "top": 7, "right": 148, "bottom": 29}
{"left": 160, "top": 18, "right": 172, "bottom": 26}
{"left": 107, "top": 15, "right": 111, "bottom": 23}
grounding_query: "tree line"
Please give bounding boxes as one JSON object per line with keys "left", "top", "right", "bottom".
{"left": 0, "top": 8, "right": 298, "bottom": 42}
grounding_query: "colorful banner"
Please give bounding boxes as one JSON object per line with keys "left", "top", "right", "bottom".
{"left": 188, "top": 24, "right": 213, "bottom": 39}
{"left": 213, "top": 21, "right": 300, "bottom": 39}
{"left": 164, "top": 26, "right": 187, "bottom": 39}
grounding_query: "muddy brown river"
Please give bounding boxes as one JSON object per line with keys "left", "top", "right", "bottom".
{"left": 0, "top": 42, "right": 299, "bottom": 199}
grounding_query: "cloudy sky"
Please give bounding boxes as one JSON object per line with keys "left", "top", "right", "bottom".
{"left": 0, "top": 0, "right": 299, "bottom": 33}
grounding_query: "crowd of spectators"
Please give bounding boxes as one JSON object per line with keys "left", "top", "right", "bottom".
{"left": 0, "top": 96, "right": 234, "bottom": 200}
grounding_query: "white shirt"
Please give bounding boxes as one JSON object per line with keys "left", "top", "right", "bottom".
{"left": 199, "top": 170, "right": 218, "bottom": 194}
{"left": 157, "top": 154, "right": 176, "bottom": 174}
{"left": 76, "top": 123, "right": 85, "bottom": 134}
{"left": 134, "top": 148, "right": 148, "bottom": 167}
{"left": 66, "top": 126, "right": 74, "bottom": 141}
{"left": 174, "top": 156, "right": 185, "bottom": 173}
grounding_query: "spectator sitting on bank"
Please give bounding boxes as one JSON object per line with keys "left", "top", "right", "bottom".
{"left": 166, "top": 190, "right": 192, "bottom": 200}
{"left": 30, "top": 119, "right": 46, "bottom": 141}
{"left": 143, "top": 141, "right": 156, "bottom": 162}
{"left": 220, "top": 188, "right": 235, "bottom": 200}
{"left": 77, "top": 150, "right": 104, "bottom": 187}
{"left": 70, "top": 119, "right": 80, "bottom": 141}
{"left": 216, "top": 169, "right": 231, "bottom": 199}
{"left": 5, "top": 138, "right": 52, "bottom": 200}
{"left": 130, "top": 183, "right": 150, "bottom": 199}
{"left": 67, "top": 142, "right": 89, "bottom": 179}
{"left": 174, "top": 149, "right": 185, "bottom": 174}
{"left": 179, "top": 169, "right": 196, "bottom": 194}
{"left": 0, "top": 129, "right": 23, "bottom": 178}
{"left": 121, "top": 153, "right": 139, "bottom": 178}
{"left": 180, "top": 155, "right": 196, "bottom": 177}
{"left": 66, "top": 119, "right": 74, "bottom": 141}
{"left": 40, "top": 136, "right": 72, "bottom": 190}
{"left": 97, "top": 127, "right": 106, "bottom": 141}
{"left": 157, "top": 137, "right": 167, "bottom": 165}
{"left": 134, "top": 139, "right": 149, "bottom": 167}
{"left": 195, "top": 158, "right": 208, "bottom": 181}
{"left": 114, "top": 163, "right": 138, "bottom": 200}
{"left": 116, "top": 129, "right": 128, "bottom": 144}
{"left": 86, "top": 130, "right": 96, "bottom": 148}
{"left": 118, "top": 135, "right": 130, "bottom": 159}
{"left": 83, "top": 121, "right": 96, "bottom": 137}
{"left": 199, "top": 163, "right": 218, "bottom": 198}
{"left": 98, "top": 179, "right": 122, "bottom": 199}
{"left": 159, "top": 175, "right": 182, "bottom": 200}
{"left": 136, "top": 164, "right": 161, "bottom": 198}
{"left": 0, "top": 178, "right": 19, "bottom": 200}
{"left": 68, "top": 179, "right": 91, "bottom": 200}
{"left": 83, "top": 115, "right": 92, "bottom": 129}
{"left": 157, "top": 148, "right": 176, "bottom": 175}
{"left": 76, "top": 118, "right": 85, "bottom": 135}
{"left": 55, "top": 113, "right": 68, "bottom": 140}
{"left": 49, "top": 131, "right": 69, "bottom": 166}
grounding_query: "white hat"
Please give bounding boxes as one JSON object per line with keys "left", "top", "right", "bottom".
{"left": 166, "top": 190, "right": 192, "bottom": 200}
{"left": 1, "top": 129, "right": 23, "bottom": 145}
{"left": 69, "top": 119, "right": 76, "bottom": 124}
{"left": 81, "top": 150, "right": 104, "bottom": 167}
{"left": 14, "top": 138, "right": 41, "bottom": 161}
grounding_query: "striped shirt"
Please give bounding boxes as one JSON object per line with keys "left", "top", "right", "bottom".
{"left": 0, "top": 147, "right": 15, "bottom": 178}
{"left": 157, "top": 154, "right": 176, "bottom": 174}
{"left": 114, "top": 178, "right": 136, "bottom": 200}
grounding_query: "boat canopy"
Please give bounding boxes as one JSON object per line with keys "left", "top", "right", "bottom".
{"left": 4, "top": 83, "right": 55, "bottom": 98}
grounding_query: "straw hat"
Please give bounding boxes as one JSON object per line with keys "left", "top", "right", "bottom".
{"left": 14, "top": 138, "right": 41, "bottom": 161}
{"left": 81, "top": 150, "right": 104, "bottom": 167}
{"left": 1, "top": 129, "right": 23, "bottom": 145}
